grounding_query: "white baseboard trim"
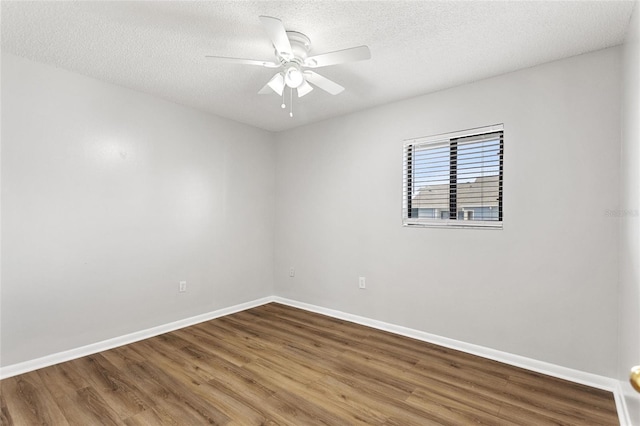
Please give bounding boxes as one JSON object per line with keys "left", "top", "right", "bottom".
{"left": 0, "top": 295, "right": 630, "bottom": 424}
{"left": 272, "top": 296, "right": 630, "bottom": 425}
{"left": 615, "top": 380, "right": 633, "bottom": 426}
{"left": 0, "top": 296, "right": 273, "bottom": 380}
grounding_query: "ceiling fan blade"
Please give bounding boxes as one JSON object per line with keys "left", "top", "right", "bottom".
{"left": 297, "top": 80, "right": 314, "bottom": 97}
{"left": 258, "top": 73, "right": 285, "bottom": 96}
{"left": 304, "top": 71, "right": 344, "bottom": 95}
{"left": 259, "top": 16, "right": 293, "bottom": 60}
{"left": 304, "top": 45, "right": 371, "bottom": 68}
{"left": 205, "top": 55, "right": 280, "bottom": 68}
{"left": 258, "top": 83, "right": 273, "bottom": 95}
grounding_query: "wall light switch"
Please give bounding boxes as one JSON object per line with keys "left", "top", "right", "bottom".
{"left": 289, "top": 267, "right": 295, "bottom": 277}
{"left": 179, "top": 281, "right": 187, "bottom": 292}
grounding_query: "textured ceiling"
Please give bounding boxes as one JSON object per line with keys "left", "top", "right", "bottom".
{"left": 1, "top": 1, "right": 635, "bottom": 132}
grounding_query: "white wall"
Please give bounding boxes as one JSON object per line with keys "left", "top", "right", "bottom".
{"left": 620, "top": 1, "right": 640, "bottom": 422}
{"left": 275, "top": 47, "right": 621, "bottom": 377}
{"left": 0, "top": 53, "right": 275, "bottom": 366}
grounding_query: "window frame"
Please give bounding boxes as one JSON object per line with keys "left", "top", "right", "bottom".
{"left": 402, "top": 124, "right": 504, "bottom": 229}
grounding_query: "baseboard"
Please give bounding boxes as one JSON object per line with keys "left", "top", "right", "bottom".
{"left": 0, "top": 294, "right": 630, "bottom": 424}
{"left": 0, "top": 296, "right": 274, "bottom": 380}
{"left": 272, "top": 296, "right": 630, "bottom": 425}
{"left": 615, "top": 380, "right": 633, "bottom": 426}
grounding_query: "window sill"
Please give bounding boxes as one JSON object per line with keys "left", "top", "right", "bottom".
{"left": 403, "top": 220, "right": 503, "bottom": 230}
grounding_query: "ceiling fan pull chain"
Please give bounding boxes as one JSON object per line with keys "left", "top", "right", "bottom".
{"left": 289, "top": 87, "right": 294, "bottom": 118}
{"left": 281, "top": 86, "right": 286, "bottom": 109}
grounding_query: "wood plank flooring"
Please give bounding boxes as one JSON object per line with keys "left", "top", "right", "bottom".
{"left": 0, "top": 303, "right": 619, "bottom": 425}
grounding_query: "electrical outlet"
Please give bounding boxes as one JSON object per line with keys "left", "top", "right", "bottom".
{"left": 289, "top": 267, "right": 295, "bottom": 277}
{"left": 359, "top": 277, "right": 366, "bottom": 289}
{"left": 179, "top": 281, "right": 187, "bottom": 292}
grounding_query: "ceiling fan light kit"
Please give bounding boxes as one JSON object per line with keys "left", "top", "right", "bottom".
{"left": 206, "top": 16, "right": 371, "bottom": 118}
{"left": 284, "top": 63, "right": 304, "bottom": 88}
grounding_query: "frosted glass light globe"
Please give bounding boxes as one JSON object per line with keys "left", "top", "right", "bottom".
{"left": 284, "top": 65, "right": 304, "bottom": 88}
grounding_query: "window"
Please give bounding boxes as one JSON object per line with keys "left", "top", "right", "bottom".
{"left": 403, "top": 124, "right": 504, "bottom": 229}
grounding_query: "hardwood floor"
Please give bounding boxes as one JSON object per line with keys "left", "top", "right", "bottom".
{"left": 1, "top": 303, "right": 618, "bottom": 425}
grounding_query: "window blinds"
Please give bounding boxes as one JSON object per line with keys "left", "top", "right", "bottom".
{"left": 403, "top": 125, "right": 504, "bottom": 228}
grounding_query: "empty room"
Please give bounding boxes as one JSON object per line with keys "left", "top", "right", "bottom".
{"left": 2, "top": 0, "right": 640, "bottom": 424}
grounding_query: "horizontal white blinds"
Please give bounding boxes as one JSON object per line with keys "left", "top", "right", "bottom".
{"left": 403, "top": 125, "right": 504, "bottom": 227}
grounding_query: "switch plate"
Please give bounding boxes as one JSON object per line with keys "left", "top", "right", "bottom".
{"left": 289, "top": 267, "right": 295, "bottom": 277}
{"left": 179, "top": 281, "right": 187, "bottom": 292}
{"left": 359, "top": 277, "right": 366, "bottom": 289}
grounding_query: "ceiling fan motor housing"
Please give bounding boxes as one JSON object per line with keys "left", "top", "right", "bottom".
{"left": 282, "top": 31, "right": 311, "bottom": 63}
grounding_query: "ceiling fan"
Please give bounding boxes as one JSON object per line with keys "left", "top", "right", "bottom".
{"left": 205, "top": 16, "right": 371, "bottom": 117}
